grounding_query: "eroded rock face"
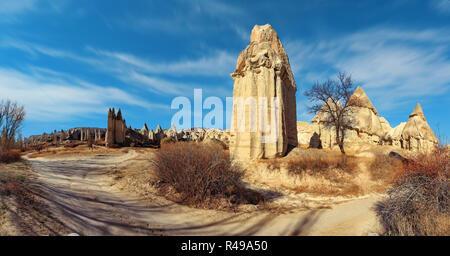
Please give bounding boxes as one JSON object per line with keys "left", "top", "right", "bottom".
{"left": 401, "top": 104, "right": 438, "bottom": 152}
{"left": 347, "top": 86, "right": 385, "bottom": 139}
{"left": 296, "top": 90, "right": 438, "bottom": 153}
{"left": 105, "top": 108, "right": 127, "bottom": 147}
{"left": 140, "top": 123, "right": 149, "bottom": 136}
{"left": 309, "top": 132, "right": 322, "bottom": 149}
{"left": 386, "top": 122, "right": 406, "bottom": 148}
{"left": 230, "top": 24, "right": 297, "bottom": 160}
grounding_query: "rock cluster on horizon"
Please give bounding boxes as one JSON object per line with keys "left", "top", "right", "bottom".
{"left": 297, "top": 86, "right": 438, "bottom": 153}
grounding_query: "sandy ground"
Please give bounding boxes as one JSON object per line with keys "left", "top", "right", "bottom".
{"left": 20, "top": 151, "right": 383, "bottom": 236}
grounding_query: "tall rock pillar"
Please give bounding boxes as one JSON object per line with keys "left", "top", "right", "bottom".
{"left": 105, "top": 108, "right": 127, "bottom": 147}
{"left": 230, "top": 24, "right": 297, "bottom": 160}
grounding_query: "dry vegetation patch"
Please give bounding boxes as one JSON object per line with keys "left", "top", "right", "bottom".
{"left": 376, "top": 146, "right": 449, "bottom": 236}
{"left": 27, "top": 144, "right": 132, "bottom": 159}
{"left": 151, "top": 142, "right": 266, "bottom": 209}
{"left": 0, "top": 150, "right": 22, "bottom": 164}
{"left": 252, "top": 148, "right": 402, "bottom": 197}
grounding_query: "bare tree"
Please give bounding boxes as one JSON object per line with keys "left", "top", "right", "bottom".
{"left": 0, "top": 100, "right": 26, "bottom": 151}
{"left": 304, "top": 72, "right": 362, "bottom": 154}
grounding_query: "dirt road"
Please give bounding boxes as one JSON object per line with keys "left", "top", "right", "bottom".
{"left": 25, "top": 152, "right": 383, "bottom": 236}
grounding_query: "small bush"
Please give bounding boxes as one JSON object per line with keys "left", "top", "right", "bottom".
{"left": 0, "top": 150, "right": 22, "bottom": 163}
{"left": 287, "top": 155, "right": 358, "bottom": 175}
{"left": 63, "top": 142, "right": 83, "bottom": 148}
{"left": 151, "top": 142, "right": 264, "bottom": 208}
{"left": 368, "top": 154, "right": 402, "bottom": 182}
{"left": 259, "top": 151, "right": 363, "bottom": 196}
{"left": 160, "top": 136, "right": 176, "bottom": 146}
{"left": 376, "top": 146, "right": 449, "bottom": 236}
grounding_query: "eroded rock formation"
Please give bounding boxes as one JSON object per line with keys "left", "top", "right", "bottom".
{"left": 296, "top": 88, "right": 438, "bottom": 153}
{"left": 401, "top": 104, "right": 438, "bottom": 152}
{"left": 105, "top": 108, "right": 127, "bottom": 147}
{"left": 230, "top": 24, "right": 297, "bottom": 160}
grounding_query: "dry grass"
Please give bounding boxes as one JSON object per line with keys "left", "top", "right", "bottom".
{"left": 368, "top": 154, "right": 403, "bottom": 185}
{"left": 151, "top": 142, "right": 266, "bottom": 209}
{"left": 252, "top": 148, "right": 403, "bottom": 197}
{"left": 376, "top": 146, "right": 449, "bottom": 236}
{"left": 27, "top": 144, "right": 132, "bottom": 158}
{"left": 256, "top": 151, "right": 363, "bottom": 197}
{"left": 0, "top": 150, "right": 22, "bottom": 164}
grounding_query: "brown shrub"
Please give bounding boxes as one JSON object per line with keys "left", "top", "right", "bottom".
{"left": 376, "top": 146, "right": 449, "bottom": 236}
{"left": 63, "top": 142, "right": 84, "bottom": 148}
{"left": 286, "top": 154, "right": 358, "bottom": 176}
{"left": 150, "top": 142, "right": 265, "bottom": 208}
{"left": 368, "top": 154, "right": 402, "bottom": 182}
{"left": 258, "top": 151, "right": 363, "bottom": 197}
{"left": 0, "top": 150, "right": 22, "bottom": 163}
{"left": 160, "top": 137, "right": 176, "bottom": 146}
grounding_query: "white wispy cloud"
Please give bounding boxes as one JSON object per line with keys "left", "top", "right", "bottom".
{"left": 187, "top": 0, "right": 244, "bottom": 17}
{"left": 0, "top": 0, "right": 70, "bottom": 22}
{"left": 1, "top": 37, "right": 235, "bottom": 96}
{"left": 0, "top": 37, "right": 102, "bottom": 66}
{"left": 0, "top": 67, "right": 166, "bottom": 121}
{"left": 88, "top": 47, "right": 235, "bottom": 77}
{"left": 432, "top": 0, "right": 450, "bottom": 13}
{"left": 113, "top": 0, "right": 248, "bottom": 41}
{"left": 1, "top": 37, "right": 236, "bottom": 77}
{"left": 286, "top": 27, "right": 450, "bottom": 112}
{"left": 0, "top": 0, "right": 37, "bottom": 14}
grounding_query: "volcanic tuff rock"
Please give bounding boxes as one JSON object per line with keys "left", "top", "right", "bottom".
{"left": 386, "top": 122, "right": 406, "bottom": 148}
{"left": 296, "top": 88, "right": 438, "bottom": 153}
{"left": 105, "top": 108, "right": 127, "bottom": 147}
{"left": 347, "top": 86, "right": 385, "bottom": 138}
{"left": 24, "top": 127, "right": 106, "bottom": 145}
{"left": 230, "top": 24, "right": 297, "bottom": 160}
{"left": 401, "top": 104, "right": 438, "bottom": 152}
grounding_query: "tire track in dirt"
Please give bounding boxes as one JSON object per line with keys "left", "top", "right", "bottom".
{"left": 25, "top": 152, "right": 383, "bottom": 236}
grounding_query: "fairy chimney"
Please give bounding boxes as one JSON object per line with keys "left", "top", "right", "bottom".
{"left": 230, "top": 24, "right": 298, "bottom": 160}
{"left": 105, "top": 108, "right": 127, "bottom": 147}
{"left": 401, "top": 104, "right": 438, "bottom": 152}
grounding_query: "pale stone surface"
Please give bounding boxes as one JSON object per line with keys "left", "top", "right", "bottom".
{"left": 230, "top": 24, "right": 297, "bottom": 160}
{"left": 311, "top": 98, "right": 342, "bottom": 124}
{"left": 401, "top": 104, "right": 438, "bottom": 152}
{"left": 384, "top": 122, "right": 406, "bottom": 148}
{"left": 379, "top": 117, "right": 392, "bottom": 136}
{"left": 140, "top": 123, "right": 149, "bottom": 136}
{"left": 297, "top": 90, "right": 438, "bottom": 153}
{"left": 296, "top": 121, "right": 318, "bottom": 146}
{"left": 105, "top": 108, "right": 126, "bottom": 147}
{"left": 347, "top": 86, "right": 385, "bottom": 139}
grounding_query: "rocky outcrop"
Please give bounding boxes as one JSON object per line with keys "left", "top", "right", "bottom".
{"left": 296, "top": 89, "right": 437, "bottom": 153}
{"left": 230, "top": 24, "right": 297, "bottom": 160}
{"left": 140, "top": 123, "right": 149, "bottom": 136}
{"left": 297, "top": 121, "right": 319, "bottom": 146}
{"left": 385, "top": 122, "right": 406, "bottom": 148}
{"left": 105, "top": 108, "right": 127, "bottom": 147}
{"left": 24, "top": 128, "right": 106, "bottom": 146}
{"left": 401, "top": 104, "right": 438, "bottom": 152}
{"left": 346, "top": 86, "right": 385, "bottom": 141}
{"left": 309, "top": 132, "right": 322, "bottom": 149}
{"left": 379, "top": 117, "right": 392, "bottom": 136}
{"left": 311, "top": 98, "right": 343, "bottom": 125}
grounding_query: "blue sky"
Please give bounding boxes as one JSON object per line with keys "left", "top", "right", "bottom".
{"left": 0, "top": 0, "right": 449, "bottom": 140}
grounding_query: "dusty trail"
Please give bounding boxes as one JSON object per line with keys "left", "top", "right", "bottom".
{"left": 25, "top": 152, "right": 383, "bottom": 236}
